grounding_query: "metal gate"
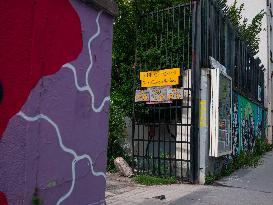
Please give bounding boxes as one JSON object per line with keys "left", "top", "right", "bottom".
{"left": 132, "top": 1, "right": 200, "bottom": 182}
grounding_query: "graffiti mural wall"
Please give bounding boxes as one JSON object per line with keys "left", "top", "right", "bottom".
{"left": 232, "top": 92, "right": 265, "bottom": 156}
{"left": 0, "top": 0, "right": 116, "bottom": 204}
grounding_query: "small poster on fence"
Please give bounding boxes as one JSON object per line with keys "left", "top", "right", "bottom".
{"left": 135, "top": 90, "right": 150, "bottom": 102}
{"left": 167, "top": 88, "right": 183, "bottom": 100}
{"left": 135, "top": 87, "right": 183, "bottom": 104}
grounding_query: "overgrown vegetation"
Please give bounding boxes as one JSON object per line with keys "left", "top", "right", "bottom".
{"left": 108, "top": 0, "right": 190, "bottom": 171}
{"left": 217, "top": 0, "right": 265, "bottom": 55}
{"left": 205, "top": 139, "right": 273, "bottom": 185}
{"left": 134, "top": 175, "right": 177, "bottom": 186}
{"left": 108, "top": 0, "right": 266, "bottom": 170}
{"left": 107, "top": 93, "right": 131, "bottom": 171}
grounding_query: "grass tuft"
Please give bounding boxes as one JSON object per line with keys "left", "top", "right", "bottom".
{"left": 134, "top": 175, "right": 177, "bottom": 186}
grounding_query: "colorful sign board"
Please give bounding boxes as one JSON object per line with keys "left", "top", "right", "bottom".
{"left": 135, "top": 87, "right": 183, "bottom": 104}
{"left": 149, "top": 86, "right": 170, "bottom": 102}
{"left": 140, "top": 68, "right": 180, "bottom": 88}
{"left": 167, "top": 88, "right": 183, "bottom": 100}
{"left": 135, "top": 90, "right": 150, "bottom": 102}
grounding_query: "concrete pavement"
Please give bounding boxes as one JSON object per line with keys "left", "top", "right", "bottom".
{"left": 106, "top": 151, "right": 273, "bottom": 205}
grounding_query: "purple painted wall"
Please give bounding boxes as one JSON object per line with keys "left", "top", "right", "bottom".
{"left": 0, "top": 0, "right": 114, "bottom": 204}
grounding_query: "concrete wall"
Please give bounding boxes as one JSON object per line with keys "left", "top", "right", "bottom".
{"left": 0, "top": 0, "right": 114, "bottom": 204}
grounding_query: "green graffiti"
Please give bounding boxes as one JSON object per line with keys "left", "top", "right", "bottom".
{"left": 232, "top": 93, "right": 265, "bottom": 156}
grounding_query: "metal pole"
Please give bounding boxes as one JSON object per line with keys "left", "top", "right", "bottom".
{"left": 191, "top": 0, "right": 202, "bottom": 183}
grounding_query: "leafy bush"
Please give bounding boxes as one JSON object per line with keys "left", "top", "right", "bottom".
{"left": 254, "top": 138, "right": 273, "bottom": 156}
{"left": 107, "top": 91, "right": 131, "bottom": 172}
{"left": 217, "top": 0, "right": 265, "bottom": 55}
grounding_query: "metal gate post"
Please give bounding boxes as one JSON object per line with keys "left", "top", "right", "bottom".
{"left": 191, "top": 0, "right": 202, "bottom": 183}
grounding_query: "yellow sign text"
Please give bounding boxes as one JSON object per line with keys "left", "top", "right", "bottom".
{"left": 140, "top": 68, "right": 180, "bottom": 88}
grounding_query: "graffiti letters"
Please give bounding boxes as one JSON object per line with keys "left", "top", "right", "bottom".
{"left": 232, "top": 93, "right": 265, "bottom": 156}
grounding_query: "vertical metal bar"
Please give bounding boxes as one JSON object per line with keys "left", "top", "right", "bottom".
{"left": 160, "top": 9, "right": 163, "bottom": 69}
{"left": 157, "top": 10, "right": 161, "bottom": 175}
{"left": 177, "top": 5, "right": 180, "bottom": 67}
{"left": 142, "top": 117, "right": 145, "bottom": 173}
{"left": 152, "top": 105, "right": 155, "bottom": 175}
{"left": 171, "top": 7, "right": 174, "bottom": 68}
{"left": 137, "top": 122, "right": 140, "bottom": 174}
{"left": 132, "top": 65, "right": 136, "bottom": 175}
{"left": 183, "top": 5, "right": 186, "bottom": 70}
{"left": 172, "top": 6, "right": 178, "bottom": 178}
{"left": 163, "top": 106, "right": 166, "bottom": 177}
{"left": 166, "top": 8, "right": 169, "bottom": 67}
{"left": 169, "top": 106, "right": 172, "bottom": 177}
{"left": 178, "top": 4, "right": 183, "bottom": 180}
{"left": 187, "top": 5, "right": 191, "bottom": 69}
{"left": 187, "top": 64, "right": 190, "bottom": 179}
{"left": 158, "top": 106, "right": 161, "bottom": 176}
{"left": 191, "top": 0, "right": 201, "bottom": 183}
{"left": 238, "top": 41, "right": 241, "bottom": 90}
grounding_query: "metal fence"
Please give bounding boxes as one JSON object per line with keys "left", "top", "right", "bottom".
{"left": 200, "top": 0, "right": 265, "bottom": 105}
{"left": 132, "top": 0, "right": 265, "bottom": 182}
{"left": 132, "top": 2, "right": 197, "bottom": 182}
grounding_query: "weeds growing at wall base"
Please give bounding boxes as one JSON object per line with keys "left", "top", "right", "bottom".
{"left": 205, "top": 138, "right": 273, "bottom": 185}
{"left": 134, "top": 175, "right": 177, "bottom": 186}
{"left": 32, "top": 188, "right": 42, "bottom": 205}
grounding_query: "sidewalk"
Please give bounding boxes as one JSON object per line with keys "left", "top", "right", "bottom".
{"left": 106, "top": 173, "right": 201, "bottom": 205}
{"left": 106, "top": 151, "right": 273, "bottom": 205}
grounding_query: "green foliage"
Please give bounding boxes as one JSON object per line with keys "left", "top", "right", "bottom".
{"left": 134, "top": 175, "right": 177, "bottom": 186}
{"left": 217, "top": 0, "right": 265, "bottom": 54}
{"left": 32, "top": 188, "right": 42, "bottom": 205}
{"left": 108, "top": 0, "right": 265, "bottom": 171}
{"left": 108, "top": 0, "right": 191, "bottom": 171}
{"left": 254, "top": 138, "right": 273, "bottom": 156}
{"left": 32, "top": 197, "right": 42, "bottom": 205}
{"left": 107, "top": 91, "right": 131, "bottom": 171}
{"left": 205, "top": 174, "right": 218, "bottom": 185}
{"left": 136, "top": 153, "right": 176, "bottom": 176}
{"left": 111, "top": 0, "right": 191, "bottom": 114}
{"left": 205, "top": 138, "right": 272, "bottom": 185}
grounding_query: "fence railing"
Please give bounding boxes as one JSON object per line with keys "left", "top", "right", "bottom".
{"left": 200, "top": 0, "right": 265, "bottom": 106}
{"left": 132, "top": 0, "right": 265, "bottom": 182}
{"left": 133, "top": 2, "right": 196, "bottom": 182}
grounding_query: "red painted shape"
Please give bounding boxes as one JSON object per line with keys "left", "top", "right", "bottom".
{"left": 0, "top": 192, "right": 8, "bottom": 205}
{"left": 0, "top": 0, "right": 82, "bottom": 136}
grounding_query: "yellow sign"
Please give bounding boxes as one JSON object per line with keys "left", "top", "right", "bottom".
{"left": 140, "top": 68, "right": 180, "bottom": 88}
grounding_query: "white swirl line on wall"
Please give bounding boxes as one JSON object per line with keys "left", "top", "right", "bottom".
{"left": 63, "top": 10, "right": 110, "bottom": 113}
{"left": 17, "top": 111, "right": 106, "bottom": 205}
{"left": 17, "top": 10, "right": 108, "bottom": 205}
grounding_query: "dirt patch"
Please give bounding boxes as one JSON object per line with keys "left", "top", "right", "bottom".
{"left": 106, "top": 172, "right": 141, "bottom": 198}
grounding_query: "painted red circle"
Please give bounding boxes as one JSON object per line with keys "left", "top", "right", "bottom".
{"left": 0, "top": 0, "right": 82, "bottom": 137}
